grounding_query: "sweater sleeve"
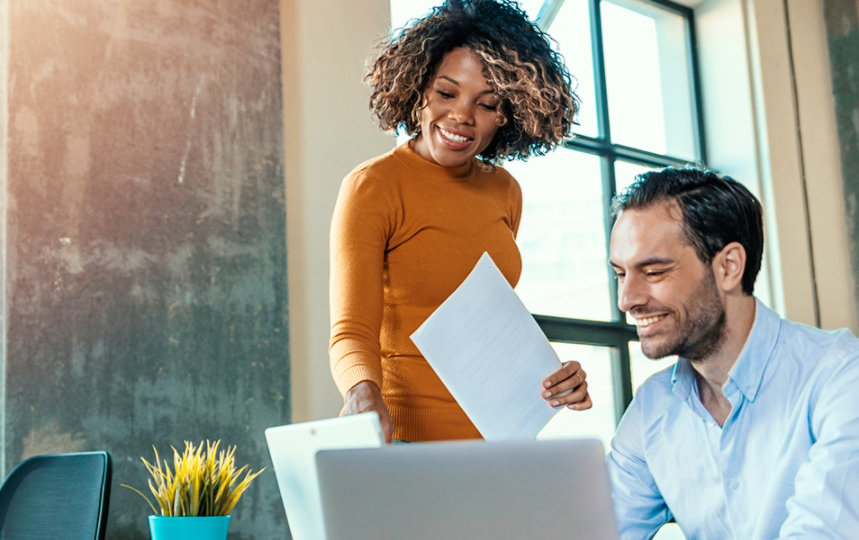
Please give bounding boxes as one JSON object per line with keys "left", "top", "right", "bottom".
{"left": 509, "top": 175, "right": 523, "bottom": 238}
{"left": 329, "top": 168, "right": 396, "bottom": 397}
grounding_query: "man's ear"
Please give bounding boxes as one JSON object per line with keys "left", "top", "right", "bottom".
{"left": 713, "top": 241, "right": 746, "bottom": 292}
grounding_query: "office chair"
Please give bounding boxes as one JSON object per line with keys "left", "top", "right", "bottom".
{"left": 0, "top": 450, "right": 112, "bottom": 540}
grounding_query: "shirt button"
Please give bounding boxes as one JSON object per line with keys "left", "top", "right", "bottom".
{"left": 728, "top": 479, "right": 739, "bottom": 490}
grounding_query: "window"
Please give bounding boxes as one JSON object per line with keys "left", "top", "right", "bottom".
{"left": 505, "top": 0, "right": 704, "bottom": 449}
{"left": 389, "top": 0, "right": 703, "bottom": 434}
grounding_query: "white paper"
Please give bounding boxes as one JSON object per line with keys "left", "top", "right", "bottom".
{"left": 410, "top": 252, "right": 561, "bottom": 440}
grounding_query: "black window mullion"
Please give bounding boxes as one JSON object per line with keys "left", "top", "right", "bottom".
{"left": 644, "top": 0, "right": 693, "bottom": 14}
{"left": 600, "top": 154, "right": 620, "bottom": 322}
{"left": 611, "top": 345, "right": 633, "bottom": 423}
{"left": 533, "top": 314, "right": 636, "bottom": 346}
{"left": 565, "top": 135, "right": 698, "bottom": 169}
{"left": 589, "top": 0, "right": 611, "bottom": 143}
{"left": 686, "top": 10, "right": 707, "bottom": 163}
{"left": 601, "top": 143, "right": 637, "bottom": 414}
{"left": 592, "top": 0, "right": 636, "bottom": 416}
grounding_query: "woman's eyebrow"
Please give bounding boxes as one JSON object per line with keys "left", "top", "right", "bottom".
{"left": 437, "top": 75, "right": 496, "bottom": 95}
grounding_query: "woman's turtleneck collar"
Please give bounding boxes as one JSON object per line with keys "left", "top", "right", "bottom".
{"left": 395, "top": 139, "right": 476, "bottom": 180}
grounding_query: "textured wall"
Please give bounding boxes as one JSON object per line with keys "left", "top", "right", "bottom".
{"left": 3, "top": 1, "right": 289, "bottom": 538}
{"left": 823, "top": 0, "right": 859, "bottom": 317}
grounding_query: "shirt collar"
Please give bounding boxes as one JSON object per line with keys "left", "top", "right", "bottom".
{"left": 727, "top": 298, "right": 780, "bottom": 402}
{"left": 670, "top": 298, "right": 781, "bottom": 403}
{"left": 670, "top": 357, "right": 692, "bottom": 400}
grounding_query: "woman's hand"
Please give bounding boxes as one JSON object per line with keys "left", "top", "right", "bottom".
{"left": 343, "top": 380, "right": 394, "bottom": 443}
{"left": 541, "top": 361, "right": 592, "bottom": 410}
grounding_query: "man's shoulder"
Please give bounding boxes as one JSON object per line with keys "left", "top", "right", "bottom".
{"left": 778, "top": 316, "right": 859, "bottom": 364}
{"left": 754, "top": 300, "right": 859, "bottom": 367}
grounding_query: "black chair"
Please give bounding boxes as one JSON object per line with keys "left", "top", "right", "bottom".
{"left": 0, "top": 450, "right": 112, "bottom": 540}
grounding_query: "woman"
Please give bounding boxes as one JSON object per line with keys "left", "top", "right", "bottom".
{"left": 330, "top": 0, "right": 591, "bottom": 443}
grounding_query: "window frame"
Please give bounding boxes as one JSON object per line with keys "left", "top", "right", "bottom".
{"left": 532, "top": 0, "right": 706, "bottom": 420}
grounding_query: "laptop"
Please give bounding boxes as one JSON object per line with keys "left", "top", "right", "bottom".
{"left": 315, "top": 437, "right": 619, "bottom": 540}
{"left": 264, "top": 414, "right": 384, "bottom": 540}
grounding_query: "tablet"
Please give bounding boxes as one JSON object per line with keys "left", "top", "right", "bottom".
{"left": 265, "top": 413, "right": 384, "bottom": 540}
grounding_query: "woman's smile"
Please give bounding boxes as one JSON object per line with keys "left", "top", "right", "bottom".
{"left": 435, "top": 125, "right": 473, "bottom": 148}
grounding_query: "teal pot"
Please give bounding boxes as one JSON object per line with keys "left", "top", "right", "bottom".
{"left": 148, "top": 515, "right": 230, "bottom": 540}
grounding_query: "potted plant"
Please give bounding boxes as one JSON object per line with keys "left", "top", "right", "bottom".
{"left": 123, "top": 440, "right": 264, "bottom": 540}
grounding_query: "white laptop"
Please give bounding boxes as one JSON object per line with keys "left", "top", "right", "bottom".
{"left": 315, "top": 437, "right": 619, "bottom": 540}
{"left": 264, "top": 414, "right": 384, "bottom": 540}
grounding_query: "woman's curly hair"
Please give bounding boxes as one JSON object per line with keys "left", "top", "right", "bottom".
{"left": 365, "top": 0, "right": 579, "bottom": 163}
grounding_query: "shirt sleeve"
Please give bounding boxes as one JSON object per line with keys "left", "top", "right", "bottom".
{"left": 328, "top": 169, "right": 396, "bottom": 397}
{"left": 608, "top": 396, "right": 673, "bottom": 540}
{"left": 779, "top": 341, "right": 859, "bottom": 538}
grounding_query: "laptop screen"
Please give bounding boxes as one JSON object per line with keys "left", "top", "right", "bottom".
{"left": 316, "top": 438, "right": 619, "bottom": 540}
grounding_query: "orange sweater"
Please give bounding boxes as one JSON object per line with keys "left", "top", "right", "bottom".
{"left": 329, "top": 142, "right": 522, "bottom": 441}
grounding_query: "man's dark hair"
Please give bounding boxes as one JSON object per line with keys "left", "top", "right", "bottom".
{"left": 611, "top": 167, "right": 764, "bottom": 295}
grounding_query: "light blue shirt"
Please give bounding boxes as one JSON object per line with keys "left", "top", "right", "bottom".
{"left": 608, "top": 299, "right": 859, "bottom": 539}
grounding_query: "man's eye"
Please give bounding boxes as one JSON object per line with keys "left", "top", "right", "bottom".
{"left": 645, "top": 270, "right": 665, "bottom": 278}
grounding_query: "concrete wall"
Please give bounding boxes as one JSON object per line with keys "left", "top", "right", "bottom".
{"left": 823, "top": 0, "right": 859, "bottom": 317}
{"left": 1, "top": 1, "right": 289, "bottom": 538}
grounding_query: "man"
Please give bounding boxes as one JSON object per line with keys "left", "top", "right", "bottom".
{"left": 606, "top": 167, "right": 859, "bottom": 539}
